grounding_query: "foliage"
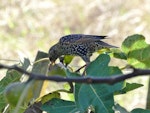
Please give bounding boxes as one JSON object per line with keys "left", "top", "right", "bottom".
{"left": 0, "top": 34, "right": 150, "bottom": 113}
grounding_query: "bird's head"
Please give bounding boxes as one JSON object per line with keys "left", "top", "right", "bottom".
{"left": 48, "top": 44, "right": 60, "bottom": 65}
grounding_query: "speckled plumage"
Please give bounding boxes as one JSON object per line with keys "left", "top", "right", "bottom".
{"left": 48, "top": 34, "right": 117, "bottom": 64}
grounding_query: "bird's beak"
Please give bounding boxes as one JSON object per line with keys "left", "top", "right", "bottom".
{"left": 49, "top": 61, "right": 55, "bottom": 70}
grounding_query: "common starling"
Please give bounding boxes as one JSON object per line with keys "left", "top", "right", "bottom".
{"left": 48, "top": 34, "right": 117, "bottom": 65}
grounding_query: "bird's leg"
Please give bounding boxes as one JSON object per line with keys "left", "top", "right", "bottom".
{"left": 75, "top": 63, "right": 90, "bottom": 76}
{"left": 81, "top": 56, "right": 91, "bottom": 76}
{"left": 75, "top": 64, "right": 89, "bottom": 76}
{"left": 75, "top": 56, "right": 89, "bottom": 73}
{"left": 75, "top": 64, "right": 87, "bottom": 73}
{"left": 74, "top": 56, "right": 90, "bottom": 75}
{"left": 82, "top": 62, "right": 90, "bottom": 76}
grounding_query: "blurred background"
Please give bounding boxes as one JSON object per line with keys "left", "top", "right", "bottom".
{"left": 0, "top": 0, "right": 150, "bottom": 111}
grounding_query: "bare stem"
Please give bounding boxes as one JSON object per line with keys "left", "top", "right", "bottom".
{"left": 0, "top": 64, "right": 150, "bottom": 84}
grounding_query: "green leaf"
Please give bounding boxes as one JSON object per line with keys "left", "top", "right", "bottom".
{"left": 31, "top": 51, "right": 50, "bottom": 99}
{"left": 32, "top": 51, "right": 49, "bottom": 74}
{"left": 48, "top": 64, "right": 66, "bottom": 76}
{"left": 65, "top": 68, "right": 81, "bottom": 77}
{"left": 20, "top": 58, "right": 30, "bottom": 69}
{"left": 41, "top": 98, "right": 78, "bottom": 113}
{"left": 2, "top": 51, "right": 49, "bottom": 112}
{"left": 131, "top": 108, "right": 150, "bottom": 113}
{"left": 59, "top": 55, "right": 74, "bottom": 66}
{"left": 63, "top": 55, "right": 74, "bottom": 65}
{"left": 115, "top": 82, "right": 143, "bottom": 94}
{"left": 4, "top": 82, "right": 34, "bottom": 107}
{"left": 0, "top": 58, "right": 30, "bottom": 112}
{"left": 122, "top": 34, "right": 150, "bottom": 68}
{"left": 113, "top": 103, "right": 129, "bottom": 113}
{"left": 36, "top": 91, "right": 60, "bottom": 104}
{"left": 0, "top": 58, "right": 30, "bottom": 91}
{"left": 77, "top": 84, "right": 115, "bottom": 113}
{"left": 111, "top": 49, "right": 127, "bottom": 60}
{"left": 86, "top": 54, "right": 122, "bottom": 77}
{"left": 75, "top": 54, "right": 123, "bottom": 113}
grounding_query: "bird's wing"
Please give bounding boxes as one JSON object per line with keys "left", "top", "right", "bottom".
{"left": 59, "top": 34, "right": 107, "bottom": 44}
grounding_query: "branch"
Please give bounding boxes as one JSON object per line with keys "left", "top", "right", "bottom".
{"left": 0, "top": 64, "right": 150, "bottom": 84}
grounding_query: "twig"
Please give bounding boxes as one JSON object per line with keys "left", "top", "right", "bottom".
{"left": 0, "top": 64, "right": 150, "bottom": 84}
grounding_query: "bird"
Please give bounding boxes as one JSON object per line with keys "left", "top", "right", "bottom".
{"left": 48, "top": 34, "right": 117, "bottom": 69}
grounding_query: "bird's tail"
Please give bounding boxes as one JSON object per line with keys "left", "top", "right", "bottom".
{"left": 97, "top": 41, "right": 118, "bottom": 48}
